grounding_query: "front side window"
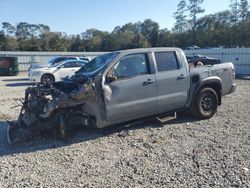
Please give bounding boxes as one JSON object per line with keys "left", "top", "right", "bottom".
{"left": 155, "top": 51, "right": 179, "bottom": 72}
{"left": 113, "top": 53, "right": 149, "bottom": 79}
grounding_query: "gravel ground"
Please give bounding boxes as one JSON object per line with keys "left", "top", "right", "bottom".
{"left": 0, "top": 75, "right": 249, "bottom": 187}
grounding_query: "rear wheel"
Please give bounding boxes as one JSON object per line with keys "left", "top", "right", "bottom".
{"left": 41, "top": 74, "right": 55, "bottom": 85}
{"left": 191, "top": 87, "right": 218, "bottom": 119}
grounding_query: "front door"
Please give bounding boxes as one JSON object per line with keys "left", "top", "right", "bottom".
{"left": 103, "top": 53, "right": 157, "bottom": 122}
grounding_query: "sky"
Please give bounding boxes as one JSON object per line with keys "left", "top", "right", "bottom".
{"left": 0, "top": 0, "right": 247, "bottom": 35}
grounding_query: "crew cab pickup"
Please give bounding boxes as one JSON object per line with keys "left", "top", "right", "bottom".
{"left": 7, "top": 48, "right": 236, "bottom": 144}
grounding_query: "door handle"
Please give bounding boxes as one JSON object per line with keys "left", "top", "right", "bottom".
{"left": 177, "top": 74, "right": 186, "bottom": 80}
{"left": 143, "top": 79, "right": 154, "bottom": 86}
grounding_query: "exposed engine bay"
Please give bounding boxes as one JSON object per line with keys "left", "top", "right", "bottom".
{"left": 7, "top": 76, "right": 96, "bottom": 144}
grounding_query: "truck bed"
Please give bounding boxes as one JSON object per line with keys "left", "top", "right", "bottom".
{"left": 190, "top": 62, "right": 235, "bottom": 95}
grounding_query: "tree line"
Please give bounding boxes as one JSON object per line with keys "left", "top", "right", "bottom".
{"left": 0, "top": 0, "right": 249, "bottom": 52}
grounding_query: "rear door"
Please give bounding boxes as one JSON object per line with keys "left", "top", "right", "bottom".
{"left": 103, "top": 53, "right": 157, "bottom": 122}
{"left": 154, "top": 51, "right": 189, "bottom": 113}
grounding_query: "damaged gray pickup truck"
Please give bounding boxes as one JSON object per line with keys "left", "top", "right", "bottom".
{"left": 7, "top": 48, "right": 236, "bottom": 144}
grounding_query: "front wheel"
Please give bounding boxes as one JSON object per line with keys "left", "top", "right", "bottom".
{"left": 191, "top": 87, "right": 218, "bottom": 119}
{"left": 41, "top": 74, "right": 55, "bottom": 85}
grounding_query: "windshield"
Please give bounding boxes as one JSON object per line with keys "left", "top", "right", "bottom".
{"left": 77, "top": 52, "right": 119, "bottom": 73}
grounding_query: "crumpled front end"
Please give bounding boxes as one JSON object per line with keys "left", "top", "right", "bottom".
{"left": 7, "top": 78, "right": 96, "bottom": 144}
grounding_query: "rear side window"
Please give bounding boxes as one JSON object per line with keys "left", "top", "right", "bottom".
{"left": 155, "top": 51, "right": 179, "bottom": 72}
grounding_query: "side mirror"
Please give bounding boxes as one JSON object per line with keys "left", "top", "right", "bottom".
{"left": 107, "top": 74, "right": 117, "bottom": 83}
{"left": 58, "top": 65, "right": 64, "bottom": 69}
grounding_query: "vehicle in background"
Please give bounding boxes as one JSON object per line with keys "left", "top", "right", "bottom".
{"left": 187, "top": 45, "right": 200, "bottom": 50}
{"left": 186, "top": 55, "right": 221, "bottom": 67}
{"left": 28, "top": 56, "right": 90, "bottom": 72}
{"left": 29, "top": 59, "right": 88, "bottom": 84}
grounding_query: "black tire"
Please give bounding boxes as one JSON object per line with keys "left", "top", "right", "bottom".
{"left": 41, "top": 74, "right": 55, "bottom": 85}
{"left": 191, "top": 87, "right": 218, "bottom": 119}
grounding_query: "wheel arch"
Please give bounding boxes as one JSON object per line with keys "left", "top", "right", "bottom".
{"left": 189, "top": 76, "right": 222, "bottom": 108}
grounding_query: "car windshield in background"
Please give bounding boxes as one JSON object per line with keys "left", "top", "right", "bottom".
{"left": 77, "top": 52, "right": 119, "bottom": 73}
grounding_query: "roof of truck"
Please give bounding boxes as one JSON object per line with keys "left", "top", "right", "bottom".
{"left": 115, "top": 47, "right": 182, "bottom": 54}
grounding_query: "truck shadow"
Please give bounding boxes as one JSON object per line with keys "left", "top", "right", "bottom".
{"left": 0, "top": 113, "right": 198, "bottom": 157}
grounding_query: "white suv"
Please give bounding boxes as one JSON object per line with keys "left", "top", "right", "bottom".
{"left": 29, "top": 56, "right": 90, "bottom": 72}
{"left": 29, "top": 59, "right": 88, "bottom": 84}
